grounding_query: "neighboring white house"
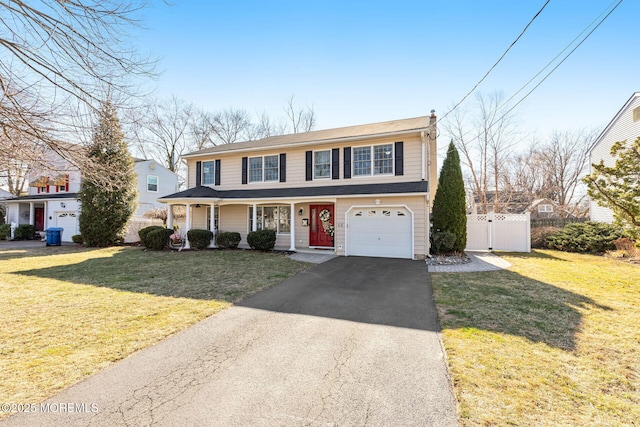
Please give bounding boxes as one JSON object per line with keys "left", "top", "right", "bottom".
{"left": 4, "top": 150, "right": 178, "bottom": 242}
{"left": 589, "top": 92, "right": 640, "bottom": 223}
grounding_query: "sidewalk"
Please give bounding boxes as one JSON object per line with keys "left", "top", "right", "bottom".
{"left": 427, "top": 251, "right": 511, "bottom": 273}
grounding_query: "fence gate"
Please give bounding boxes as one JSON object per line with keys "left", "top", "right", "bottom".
{"left": 466, "top": 212, "right": 531, "bottom": 252}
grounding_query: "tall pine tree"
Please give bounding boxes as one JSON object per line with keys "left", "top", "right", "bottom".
{"left": 431, "top": 141, "right": 467, "bottom": 253}
{"left": 79, "top": 101, "right": 137, "bottom": 247}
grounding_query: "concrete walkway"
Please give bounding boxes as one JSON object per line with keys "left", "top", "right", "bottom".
{"left": 427, "top": 251, "right": 511, "bottom": 273}
{"left": 287, "top": 251, "right": 336, "bottom": 264}
{"left": 2, "top": 257, "right": 458, "bottom": 427}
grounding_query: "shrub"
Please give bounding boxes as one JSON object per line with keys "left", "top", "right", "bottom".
{"left": 138, "top": 225, "right": 165, "bottom": 247}
{"left": 247, "top": 229, "right": 276, "bottom": 251}
{"left": 547, "top": 221, "right": 632, "bottom": 253}
{"left": 187, "top": 229, "right": 213, "bottom": 250}
{"left": 145, "top": 228, "right": 173, "bottom": 250}
{"left": 216, "top": 231, "right": 241, "bottom": 249}
{"left": 71, "top": 234, "right": 84, "bottom": 244}
{"left": 431, "top": 230, "right": 457, "bottom": 254}
{"left": 530, "top": 226, "right": 561, "bottom": 249}
{"left": 0, "top": 224, "right": 11, "bottom": 240}
{"left": 14, "top": 224, "right": 36, "bottom": 240}
{"left": 612, "top": 237, "right": 638, "bottom": 258}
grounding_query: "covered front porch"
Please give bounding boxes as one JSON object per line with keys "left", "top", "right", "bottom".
{"left": 161, "top": 197, "right": 337, "bottom": 253}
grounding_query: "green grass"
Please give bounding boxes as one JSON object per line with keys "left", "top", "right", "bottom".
{"left": 0, "top": 246, "right": 309, "bottom": 413}
{"left": 432, "top": 250, "right": 640, "bottom": 426}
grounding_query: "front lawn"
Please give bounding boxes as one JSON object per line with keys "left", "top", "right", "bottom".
{"left": 0, "top": 246, "right": 309, "bottom": 415}
{"left": 432, "top": 250, "right": 640, "bottom": 426}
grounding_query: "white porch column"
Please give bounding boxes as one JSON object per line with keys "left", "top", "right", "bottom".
{"left": 209, "top": 203, "right": 216, "bottom": 248}
{"left": 289, "top": 202, "right": 296, "bottom": 251}
{"left": 252, "top": 203, "right": 257, "bottom": 232}
{"left": 167, "top": 205, "right": 173, "bottom": 229}
{"left": 29, "top": 202, "right": 34, "bottom": 226}
{"left": 184, "top": 203, "right": 191, "bottom": 249}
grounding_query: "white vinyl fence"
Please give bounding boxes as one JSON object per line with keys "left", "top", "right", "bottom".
{"left": 466, "top": 212, "right": 531, "bottom": 252}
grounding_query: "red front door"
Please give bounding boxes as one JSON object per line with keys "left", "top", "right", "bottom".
{"left": 34, "top": 208, "right": 45, "bottom": 231}
{"left": 309, "top": 204, "right": 334, "bottom": 247}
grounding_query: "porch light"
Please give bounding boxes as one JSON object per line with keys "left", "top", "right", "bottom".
{"left": 60, "top": 202, "right": 66, "bottom": 208}
{"left": 298, "top": 208, "right": 304, "bottom": 216}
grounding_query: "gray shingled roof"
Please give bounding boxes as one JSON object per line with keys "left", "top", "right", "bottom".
{"left": 183, "top": 116, "right": 430, "bottom": 157}
{"left": 5, "top": 193, "right": 78, "bottom": 202}
{"left": 159, "top": 181, "right": 428, "bottom": 201}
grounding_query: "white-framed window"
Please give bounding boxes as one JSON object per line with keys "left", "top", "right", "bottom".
{"left": 147, "top": 175, "right": 158, "bottom": 192}
{"left": 248, "top": 206, "right": 291, "bottom": 233}
{"left": 538, "top": 204, "right": 553, "bottom": 213}
{"left": 633, "top": 106, "right": 640, "bottom": 122}
{"left": 57, "top": 185, "right": 66, "bottom": 192}
{"left": 202, "top": 161, "right": 215, "bottom": 185}
{"left": 314, "top": 150, "right": 331, "bottom": 179}
{"left": 206, "top": 205, "right": 220, "bottom": 232}
{"left": 249, "top": 155, "right": 279, "bottom": 182}
{"left": 353, "top": 144, "right": 393, "bottom": 176}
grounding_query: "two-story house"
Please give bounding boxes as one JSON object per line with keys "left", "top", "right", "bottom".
{"left": 4, "top": 150, "right": 178, "bottom": 242}
{"left": 589, "top": 92, "right": 640, "bottom": 223}
{"left": 159, "top": 114, "right": 438, "bottom": 259}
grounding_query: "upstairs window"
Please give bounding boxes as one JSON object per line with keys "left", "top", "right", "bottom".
{"left": 633, "top": 106, "right": 640, "bottom": 122}
{"left": 353, "top": 144, "right": 393, "bottom": 176}
{"left": 147, "top": 175, "right": 158, "bottom": 192}
{"left": 202, "top": 161, "right": 215, "bottom": 185}
{"left": 314, "top": 150, "right": 331, "bottom": 179}
{"left": 249, "top": 155, "right": 279, "bottom": 182}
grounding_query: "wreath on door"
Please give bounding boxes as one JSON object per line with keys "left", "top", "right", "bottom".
{"left": 319, "top": 208, "right": 335, "bottom": 237}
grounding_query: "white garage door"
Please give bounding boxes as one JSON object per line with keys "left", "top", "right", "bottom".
{"left": 347, "top": 207, "right": 413, "bottom": 259}
{"left": 55, "top": 212, "right": 79, "bottom": 242}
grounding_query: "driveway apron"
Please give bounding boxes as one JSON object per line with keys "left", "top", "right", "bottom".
{"left": 3, "top": 257, "right": 458, "bottom": 427}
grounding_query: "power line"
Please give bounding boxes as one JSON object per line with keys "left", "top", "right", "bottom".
{"left": 439, "top": 0, "right": 551, "bottom": 124}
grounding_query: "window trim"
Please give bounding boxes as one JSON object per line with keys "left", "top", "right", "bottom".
{"left": 202, "top": 161, "right": 215, "bottom": 185}
{"left": 538, "top": 204, "right": 554, "bottom": 213}
{"left": 248, "top": 205, "right": 291, "bottom": 234}
{"left": 313, "top": 149, "right": 332, "bottom": 180}
{"left": 147, "top": 175, "right": 158, "bottom": 192}
{"left": 352, "top": 143, "right": 394, "bottom": 177}
{"left": 248, "top": 155, "right": 280, "bottom": 183}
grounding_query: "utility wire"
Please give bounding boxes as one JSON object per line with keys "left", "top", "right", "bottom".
{"left": 445, "top": 0, "right": 624, "bottom": 145}
{"left": 438, "top": 0, "right": 551, "bottom": 124}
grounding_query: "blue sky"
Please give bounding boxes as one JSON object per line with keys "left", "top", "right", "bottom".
{"left": 136, "top": 1, "right": 638, "bottom": 147}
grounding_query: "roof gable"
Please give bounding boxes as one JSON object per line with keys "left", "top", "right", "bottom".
{"left": 590, "top": 92, "right": 640, "bottom": 154}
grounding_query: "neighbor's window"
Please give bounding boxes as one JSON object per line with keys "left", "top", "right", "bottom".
{"left": 248, "top": 206, "right": 291, "bottom": 233}
{"left": 314, "top": 150, "right": 331, "bottom": 179}
{"left": 202, "top": 161, "right": 215, "bottom": 185}
{"left": 147, "top": 175, "right": 158, "bottom": 192}
{"left": 353, "top": 144, "right": 393, "bottom": 176}
{"left": 633, "top": 106, "right": 640, "bottom": 122}
{"left": 249, "top": 155, "right": 279, "bottom": 182}
{"left": 538, "top": 204, "right": 553, "bottom": 213}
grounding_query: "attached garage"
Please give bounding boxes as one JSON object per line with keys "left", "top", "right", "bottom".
{"left": 346, "top": 206, "right": 413, "bottom": 259}
{"left": 55, "top": 211, "right": 79, "bottom": 242}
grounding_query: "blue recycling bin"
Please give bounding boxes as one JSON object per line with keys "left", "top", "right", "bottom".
{"left": 46, "top": 227, "right": 64, "bottom": 246}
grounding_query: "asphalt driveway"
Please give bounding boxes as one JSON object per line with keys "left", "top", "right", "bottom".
{"left": 3, "top": 257, "right": 458, "bottom": 427}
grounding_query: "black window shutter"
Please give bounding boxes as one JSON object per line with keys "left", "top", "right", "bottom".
{"left": 241, "top": 157, "right": 248, "bottom": 184}
{"left": 279, "top": 153, "right": 286, "bottom": 182}
{"left": 394, "top": 141, "right": 404, "bottom": 176}
{"left": 305, "top": 151, "right": 312, "bottom": 181}
{"left": 331, "top": 148, "right": 340, "bottom": 180}
{"left": 195, "top": 161, "right": 202, "bottom": 186}
{"left": 343, "top": 147, "right": 351, "bottom": 179}
{"left": 214, "top": 159, "right": 221, "bottom": 185}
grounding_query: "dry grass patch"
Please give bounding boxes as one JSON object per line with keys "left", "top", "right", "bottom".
{"left": 432, "top": 250, "right": 640, "bottom": 426}
{"left": 0, "top": 246, "right": 308, "bottom": 415}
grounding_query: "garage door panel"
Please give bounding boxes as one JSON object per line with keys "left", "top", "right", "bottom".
{"left": 56, "top": 212, "right": 78, "bottom": 242}
{"left": 347, "top": 208, "right": 412, "bottom": 259}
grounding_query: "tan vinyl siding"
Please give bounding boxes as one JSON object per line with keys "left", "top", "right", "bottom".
{"left": 187, "top": 134, "right": 426, "bottom": 191}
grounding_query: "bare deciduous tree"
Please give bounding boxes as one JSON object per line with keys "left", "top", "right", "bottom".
{"left": 0, "top": 0, "right": 155, "bottom": 186}
{"left": 285, "top": 95, "right": 316, "bottom": 134}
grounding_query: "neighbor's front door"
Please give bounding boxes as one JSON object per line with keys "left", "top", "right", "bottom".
{"left": 34, "top": 208, "right": 44, "bottom": 231}
{"left": 309, "top": 204, "right": 334, "bottom": 247}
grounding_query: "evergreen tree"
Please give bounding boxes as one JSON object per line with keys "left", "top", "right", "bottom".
{"left": 584, "top": 137, "right": 640, "bottom": 228}
{"left": 79, "top": 101, "right": 137, "bottom": 247}
{"left": 431, "top": 141, "right": 467, "bottom": 253}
